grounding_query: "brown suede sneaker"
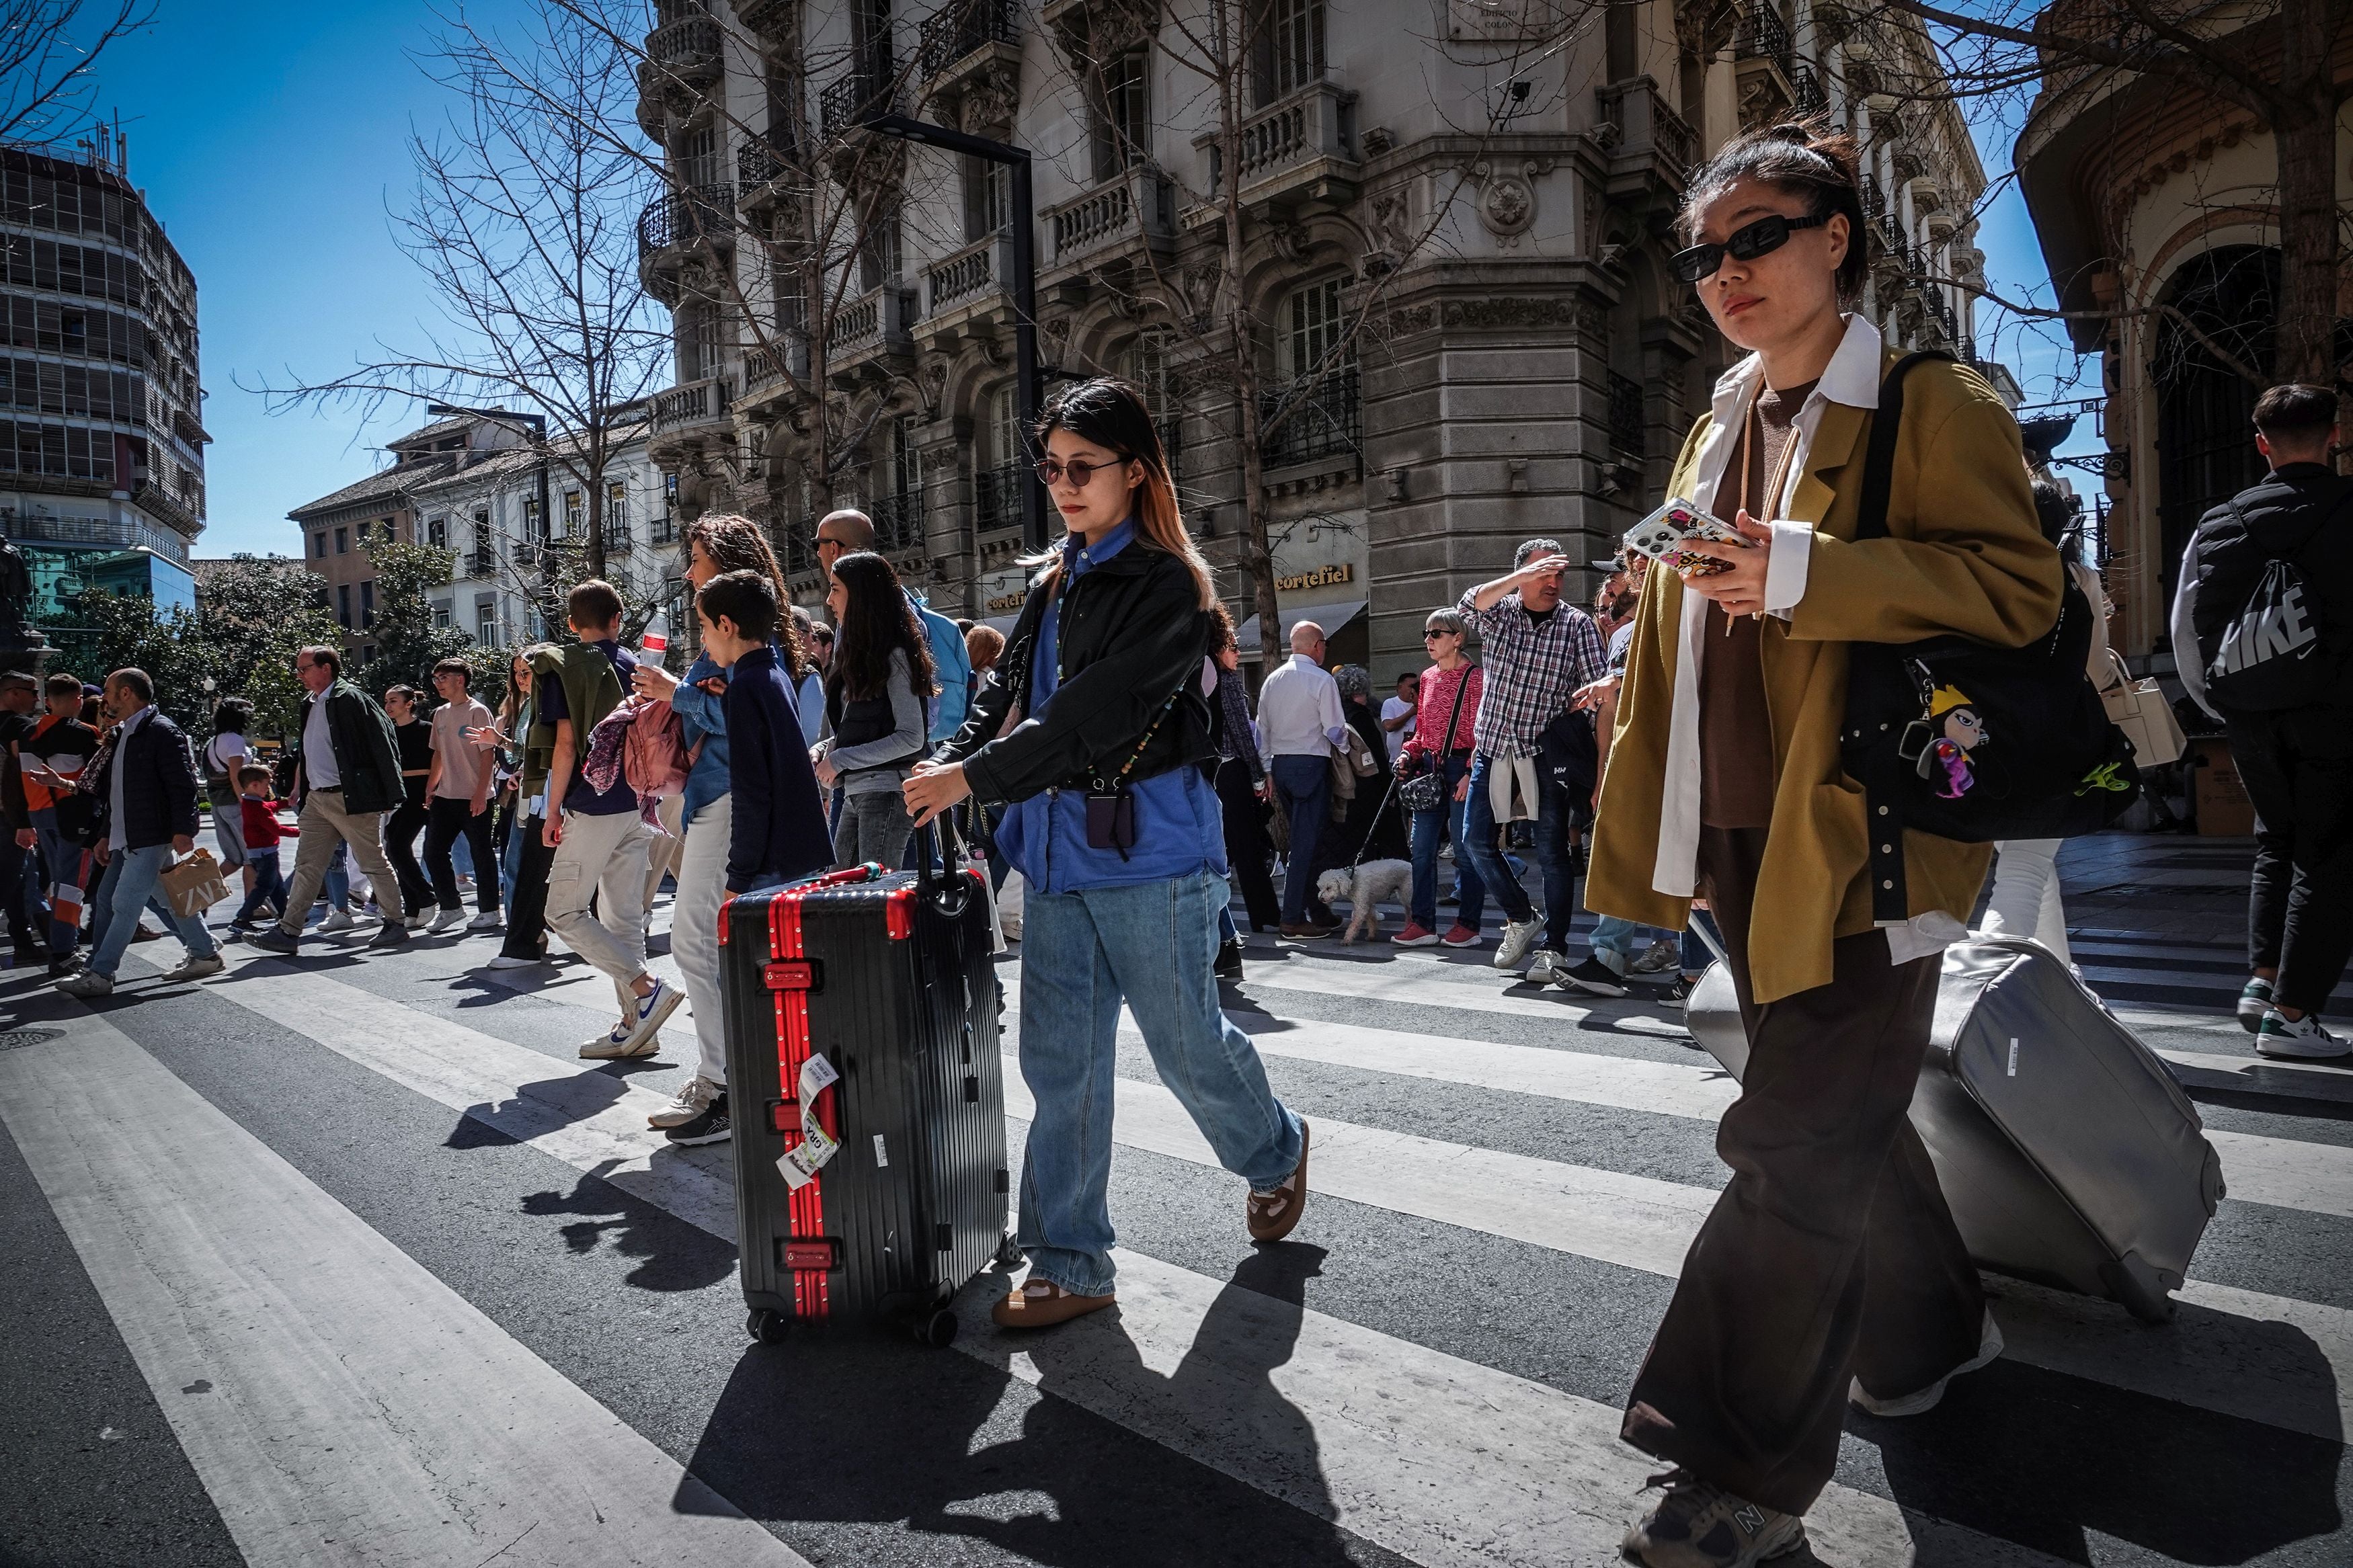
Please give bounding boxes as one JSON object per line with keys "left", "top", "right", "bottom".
{"left": 1247, "top": 1120, "right": 1312, "bottom": 1243}
{"left": 990, "top": 1278, "right": 1117, "bottom": 1329}
{"left": 1622, "top": 1468, "right": 1806, "bottom": 1567}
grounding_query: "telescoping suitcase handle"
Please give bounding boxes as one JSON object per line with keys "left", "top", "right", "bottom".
{"left": 911, "top": 814, "right": 977, "bottom": 919}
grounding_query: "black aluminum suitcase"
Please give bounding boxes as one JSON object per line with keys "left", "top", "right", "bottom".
{"left": 719, "top": 852, "right": 1013, "bottom": 1347}
{"left": 1686, "top": 935, "right": 2224, "bottom": 1322}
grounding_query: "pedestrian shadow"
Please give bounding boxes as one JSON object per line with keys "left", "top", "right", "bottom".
{"left": 1867, "top": 1325, "right": 2342, "bottom": 1564}
{"left": 671, "top": 1249, "right": 1365, "bottom": 1565}
{"left": 511, "top": 1155, "right": 734, "bottom": 1292}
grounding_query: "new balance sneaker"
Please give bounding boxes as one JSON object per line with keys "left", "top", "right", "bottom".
{"left": 1556, "top": 955, "right": 1630, "bottom": 998}
{"left": 2237, "top": 978, "right": 2274, "bottom": 1034}
{"left": 1524, "top": 949, "right": 1568, "bottom": 985}
{"left": 1440, "top": 924, "right": 1483, "bottom": 948}
{"left": 54, "top": 968, "right": 114, "bottom": 998}
{"left": 1633, "top": 938, "right": 1682, "bottom": 974}
{"left": 619, "top": 977, "right": 684, "bottom": 1054}
{"left": 665, "top": 1091, "right": 731, "bottom": 1147}
{"left": 428, "top": 907, "right": 469, "bottom": 933}
{"left": 648, "top": 1074, "right": 721, "bottom": 1129}
{"left": 319, "top": 907, "right": 359, "bottom": 934}
{"left": 1622, "top": 1469, "right": 1806, "bottom": 1567}
{"left": 1661, "top": 976, "right": 1697, "bottom": 1009}
{"left": 162, "top": 953, "right": 225, "bottom": 983}
{"left": 1851, "top": 1309, "right": 2004, "bottom": 1417}
{"left": 1492, "top": 919, "right": 1540, "bottom": 970}
{"left": 1392, "top": 923, "right": 1441, "bottom": 948}
{"left": 2256, "top": 1009, "right": 2350, "bottom": 1060}
{"left": 467, "top": 910, "right": 504, "bottom": 932}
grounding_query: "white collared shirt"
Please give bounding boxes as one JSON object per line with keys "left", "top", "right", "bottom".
{"left": 1255, "top": 653, "right": 1346, "bottom": 757}
{"left": 1646, "top": 313, "right": 1960, "bottom": 965}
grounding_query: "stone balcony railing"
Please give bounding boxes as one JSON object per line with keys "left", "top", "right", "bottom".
{"left": 924, "top": 232, "right": 1012, "bottom": 315}
{"left": 1201, "top": 79, "right": 1359, "bottom": 209}
{"left": 1595, "top": 78, "right": 1698, "bottom": 190}
{"left": 646, "top": 14, "right": 722, "bottom": 84}
{"left": 649, "top": 374, "right": 733, "bottom": 440}
{"left": 1042, "top": 166, "right": 1174, "bottom": 265}
{"left": 832, "top": 286, "right": 919, "bottom": 362}
{"left": 741, "top": 334, "right": 809, "bottom": 397}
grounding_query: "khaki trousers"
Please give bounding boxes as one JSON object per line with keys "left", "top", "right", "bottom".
{"left": 278, "top": 787, "right": 403, "bottom": 935}
{"left": 641, "top": 792, "right": 687, "bottom": 909}
{"left": 545, "top": 807, "right": 653, "bottom": 1021}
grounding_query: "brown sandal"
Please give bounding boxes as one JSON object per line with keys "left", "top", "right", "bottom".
{"left": 1247, "top": 1120, "right": 1311, "bottom": 1243}
{"left": 990, "top": 1277, "right": 1117, "bottom": 1330}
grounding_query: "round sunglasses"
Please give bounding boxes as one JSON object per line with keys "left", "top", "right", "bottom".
{"left": 1670, "top": 211, "right": 1831, "bottom": 284}
{"left": 1035, "top": 454, "right": 1135, "bottom": 488}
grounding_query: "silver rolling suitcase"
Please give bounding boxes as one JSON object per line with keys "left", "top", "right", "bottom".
{"left": 1685, "top": 936, "right": 2224, "bottom": 1321}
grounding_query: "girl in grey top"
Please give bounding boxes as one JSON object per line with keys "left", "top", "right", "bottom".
{"left": 811, "top": 550, "right": 936, "bottom": 868}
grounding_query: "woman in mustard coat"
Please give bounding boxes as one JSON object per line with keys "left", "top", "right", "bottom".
{"left": 1593, "top": 124, "right": 2060, "bottom": 1567}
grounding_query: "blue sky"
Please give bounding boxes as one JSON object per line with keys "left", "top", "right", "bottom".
{"left": 89, "top": 5, "right": 2102, "bottom": 559}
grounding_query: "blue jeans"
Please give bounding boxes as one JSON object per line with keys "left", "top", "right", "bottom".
{"left": 1681, "top": 909, "right": 1724, "bottom": 976}
{"left": 1018, "top": 870, "right": 1304, "bottom": 1296}
{"left": 235, "top": 849, "right": 288, "bottom": 924}
{"left": 1407, "top": 754, "right": 1484, "bottom": 932}
{"left": 503, "top": 807, "right": 525, "bottom": 919}
{"left": 85, "top": 843, "right": 219, "bottom": 979}
{"left": 1269, "top": 754, "right": 1328, "bottom": 924}
{"left": 1593, "top": 915, "right": 1662, "bottom": 960}
{"left": 1462, "top": 753, "right": 1581, "bottom": 952}
{"left": 28, "top": 809, "right": 89, "bottom": 954}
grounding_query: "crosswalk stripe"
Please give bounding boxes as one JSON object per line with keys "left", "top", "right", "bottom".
{"left": 0, "top": 1006, "right": 813, "bottom": 1568}
{"left": 194, "top": 964, "right": 2353, "bottom": 1448}
{"left": 2204, "top": 1128, "right": 2353, "bottom": 1221}
{"left": 999, "top": 1061, "right": 2353, "bottom": 1444}
{"left": 956, "top": 1247, "right": 2072, "bottom": 1568}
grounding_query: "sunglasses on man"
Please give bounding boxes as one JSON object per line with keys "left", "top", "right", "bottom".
{"left": 1669, "top": 211, "right": 1831, "bottom": 284}
{"left": 1034, "top": 454, "right": 1135, "bottom": 489}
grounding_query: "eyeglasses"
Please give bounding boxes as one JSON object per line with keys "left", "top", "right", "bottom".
{"left": 1669, "top": 212, "right": 1831, "bottom": 284}
{"left": 1035, "top": 455, "right": 1132, "bottom": 489}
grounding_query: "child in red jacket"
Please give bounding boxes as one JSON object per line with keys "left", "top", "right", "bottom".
{"left": 230, "top": 764, "right": 297, "bottom": 930}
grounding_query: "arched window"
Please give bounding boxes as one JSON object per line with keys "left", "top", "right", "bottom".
{"left": 2152, "top": 245, "right": 2274, "bottom": 601}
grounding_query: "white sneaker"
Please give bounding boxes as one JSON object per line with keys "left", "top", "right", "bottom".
{"left": 403, "top": 909, "right": 429, "bottom": 930}
{"left": 163, "top": 953, "right": 225, "bottom": 983}
{"left": 1524, "top": 950, "right": 1566, "bottom": 985}
{"left": 429, "top": 907, "right": 469, "bottom": 933}
{"left": 1491, "top": 919, "right": 1540, "bottom": 970}
{"left": 648, "top": 1074, "right": 721, "bottom": 1129}
{"left": 1632, "top": 938, "right": 1681, "bottom": 974}
{"left": 619, "top": 977, "right": 684, "bottom": 1053}
{"left": 485, "top": 952, "right": 544, "bottom": 971}
{"left": 581, "top": 1024, "right": 656, "bottom": 1060}
{"left": 1851, "top": 1310, "right": 2003, "bottom": 1417}
{"left": 467, "top": 910, "right": 504, "bottom": 932}
{"left": 319, "top": 908, "right": 358, "bottom": 934}
{"left": 2256, "top": 1009, "right": 2351, "bottom": 1060}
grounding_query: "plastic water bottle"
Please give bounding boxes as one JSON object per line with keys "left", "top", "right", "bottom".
{"left": 636, "top": 608, "right": 670, "bottom": 662}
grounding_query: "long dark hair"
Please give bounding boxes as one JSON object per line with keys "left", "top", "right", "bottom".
{"left": 1027, "top": 376, "right": 1215, "bottom": 608}
{"left": 1678, "top": 120, "right": 1867, "bottom": 308}
{"left": 686, "top": 511, "right": 806, "bottom": 679}
{"left": 211, "top": 696, "right": 252, "bottom": 736}
{"left": 827, "top": 550, "right": 936, "bottom": 704}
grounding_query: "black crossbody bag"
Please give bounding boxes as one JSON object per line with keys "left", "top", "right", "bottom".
{"left": 1841, "top": 353, "right": 2140, "bottom": 923}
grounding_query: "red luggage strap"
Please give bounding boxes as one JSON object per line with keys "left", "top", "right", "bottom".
{"left": 763, "top": 866, "right": 873, "bottom": 1317}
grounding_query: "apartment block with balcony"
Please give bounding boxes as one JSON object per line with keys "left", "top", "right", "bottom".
{"left": 2, "top": 136, "right": 212, "bottom": 625}
{"left": 635, "top": 0, "right": 2004, "bottom": 677}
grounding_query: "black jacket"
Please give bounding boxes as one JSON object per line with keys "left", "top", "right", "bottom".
{"left": 938, "top": 540, "right": 1215, "bottom": 804}
{"left": 722, "top": 646, "right": 834, "bottom": 893}
{"left": 294, "top": 679, "right": 407, "bottom": 815}
{"left": 87, "top": 707, "right": 201, "bottom": 852}
{"left": 2178, "top": 462, "right": 2353, "bottom": 714}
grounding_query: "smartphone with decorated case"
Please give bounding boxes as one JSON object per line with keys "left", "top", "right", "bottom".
{"left": 1624, "top": 498, "right": 1749, "bottom": 577}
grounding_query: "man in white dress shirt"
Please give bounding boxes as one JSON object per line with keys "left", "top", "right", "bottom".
{"left": 1254, "top": 620, "right": 1346, "bottom": 938}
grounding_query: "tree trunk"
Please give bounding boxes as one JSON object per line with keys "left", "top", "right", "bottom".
{"left": 2270, "top": 0, "right": 2342, "bottom": 402}
{"left": 1217, "top": 0, "right": 1283, "bottom": 672}
{"left": 585, "top": 446, "right": 608, "bottom": 581}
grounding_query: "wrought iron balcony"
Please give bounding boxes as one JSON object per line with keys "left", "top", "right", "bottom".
{"left": 1259, "top": 366, "right": 1360, "bottom": 470}
{"left": 737, "top": 138, "right": 795, "bottom": 192}
{"left": 637, "top": 183, "right": 736, "bottom": 256}
{"left": 1042, "top": 167, "right": 1174, "bottom": 264}
{"left": 869, "top": 491, "right": 923, "bottom": 554}
{"left": 600, "top": 518, "right": 630, "bottom": 554}
{"left": 920, "top": 0, "right": 1016, "bottom": 79}
{"left": 645, "top": 14, "right": 722, "bottom": 85}
{"left": 1607, "top": 372, "right": 1645, "bottom": 456}
{"left": 1790, "top": 65, "right": 1827, "bottom": 116}
{"left": 973, "top": 459, "right": 1027, "bottom": 535}
{"left": 1736, "top": 4, "right": 1792, "bottom": 73}
{"left": 820, "top": 58, "right": 900, "bottom": 138}
{"left": 650, "top": 374, "right": 733, "bottom": 439}
{"left": 781, "top": 515, "right": 817, "bottom": 577}
{"left": 465, "top": 544, "right": 496, "bottom": 579}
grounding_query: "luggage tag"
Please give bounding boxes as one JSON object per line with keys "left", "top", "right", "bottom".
{"left": 776, "top": 1052, "right": 842, "bottom": 1190}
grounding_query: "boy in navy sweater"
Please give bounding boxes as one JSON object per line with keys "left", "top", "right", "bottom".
{"left": 698, "top": 571, "right": 832, "bottom": 893}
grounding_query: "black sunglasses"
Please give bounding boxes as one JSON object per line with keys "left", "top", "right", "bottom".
{"left": 1035, "top": 454, "right": 1134, "bottom": 489}
{"left": 1669, "top": 212, "right": 1831, "bottom": 284}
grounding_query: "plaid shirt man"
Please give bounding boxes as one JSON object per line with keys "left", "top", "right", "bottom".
{"left": 1455, "top": 587, "right": 1608, "bottom": 757}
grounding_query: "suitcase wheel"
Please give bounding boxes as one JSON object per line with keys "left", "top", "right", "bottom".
{"left": 994, "top": 1233, "right": 1025, "bottom": 1269}
{"left": 747, "top": 1307, "right": 792, "bottom": 1346}
{"left": 2101, "top": 1253, "right": 2178, "bottom": 1326}
{"left": 916, "top": 1308, "right": 959, "bottom": 1349}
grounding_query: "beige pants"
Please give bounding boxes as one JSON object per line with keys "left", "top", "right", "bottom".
{"left": 278, "top": 787, "right": 404, "bottom": 934}
{"left": 545, "top": 807, "right": 653, "bottom": 1021}
{"left": 668, "top": 792, "right": 730, "bottom": 1084}
{"left": 641, "top": 792, "right": 687, "bottom": 909}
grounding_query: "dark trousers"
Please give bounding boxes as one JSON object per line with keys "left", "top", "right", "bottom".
{"left": 1214, "top": 757, "right": 1281, "bottom": 931}
{"left": 383, "top": 796, "right": 434, "bottom": 912}
{"left": 1622, "top": 825, "right": 1983, "bottom": 1516}
{"left": 424, "top": 796, "right": 500, "bottom": 914}
{"left": 500, "top": 813, "right": 555, "bottom": 959}
{"left": 1269, "top": 754, "right": 1328, "bottom": 925}
{"left": 234, "top": 850, "right": 288, "bottom": 924}
{"left": 2228, "top": 706, "right": 2353, "bottom": 1014}
{"left": 1, "top": 829, "right": 39, "bottom": 956}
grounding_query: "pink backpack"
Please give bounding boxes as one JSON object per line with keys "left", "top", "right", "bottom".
{"left": 584, "top": 696, "right": 693, "bottom": 829}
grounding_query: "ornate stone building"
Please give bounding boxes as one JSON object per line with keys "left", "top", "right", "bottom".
{"left": 2016, "top": 4, "right": 2351, "bottom": 661}
{"left": 636, "top": 0, "right": 1995, "bottom": 679}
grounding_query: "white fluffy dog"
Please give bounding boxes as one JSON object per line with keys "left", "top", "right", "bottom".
{"left": 1316, "top": 859, "right": 1416, "bottom": 942}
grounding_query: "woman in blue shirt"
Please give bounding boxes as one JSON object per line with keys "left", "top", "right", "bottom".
{"left": 630, "top": 513, "right": 808, "bottom": 1147}
{"left": 906, "top": 377, "right": 1311, "bottom": 1330}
